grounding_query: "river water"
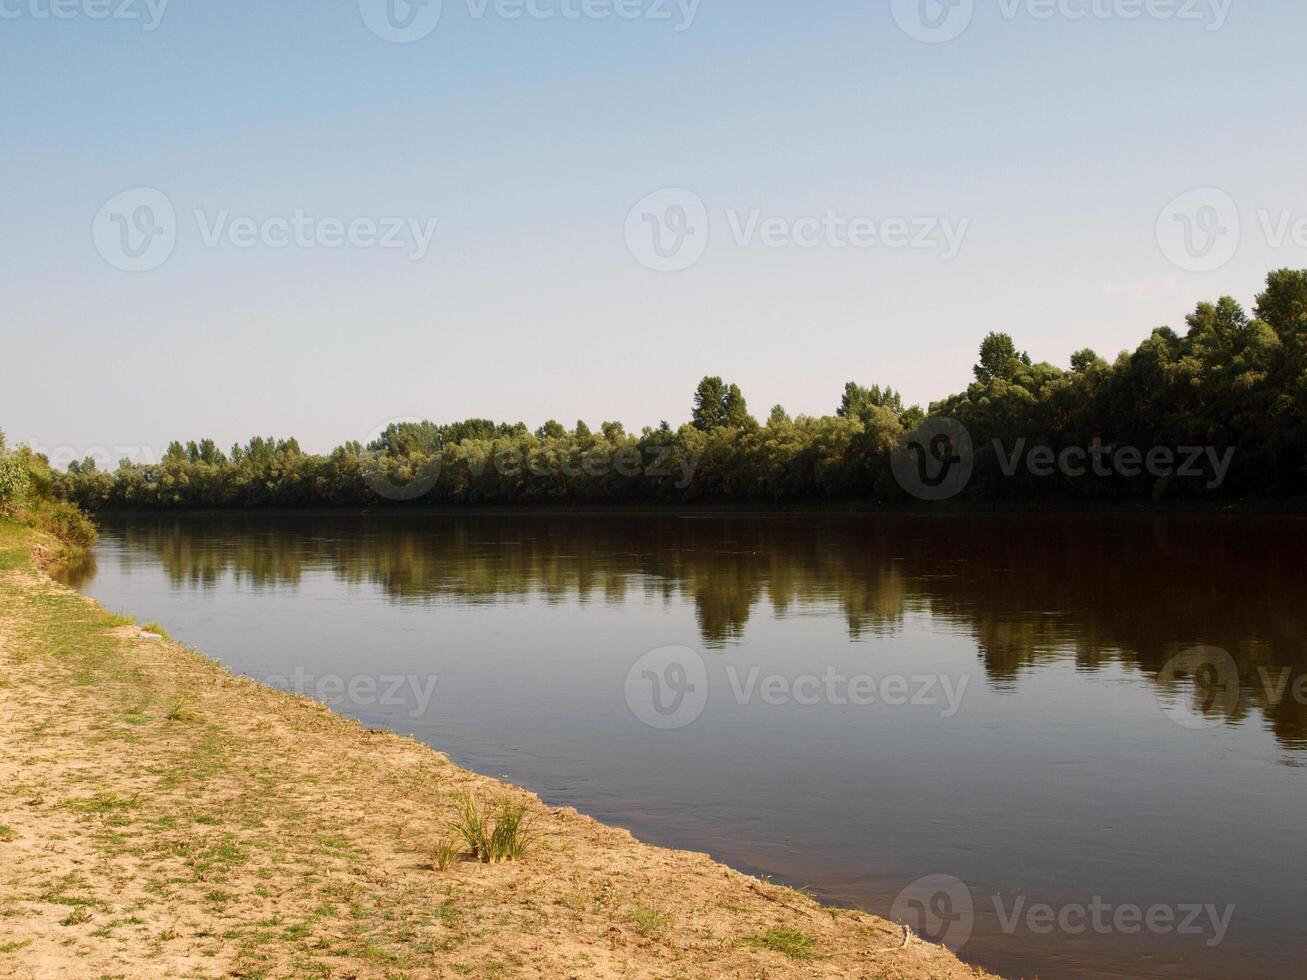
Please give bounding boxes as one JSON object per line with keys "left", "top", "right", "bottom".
{"left": 60, "top": 510, "right": 1307, "bottom": 979}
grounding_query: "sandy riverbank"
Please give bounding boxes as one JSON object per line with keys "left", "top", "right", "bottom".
{"left": 0, "top": 520, "right": 996, "bottom": 978}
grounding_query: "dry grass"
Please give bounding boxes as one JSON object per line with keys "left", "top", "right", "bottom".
{"left": 0, "top": 519, "right": 999, "bottom": 979}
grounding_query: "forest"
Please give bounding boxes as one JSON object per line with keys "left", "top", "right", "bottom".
{"left": 35, "top": 268, "right": 1307, "bottom": 509}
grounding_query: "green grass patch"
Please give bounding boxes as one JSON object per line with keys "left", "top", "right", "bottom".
{"left": 60, "top": 906, "right": 94, "bottom": 927}
{"left": 65, "top": 791, "right": 140, "bottom": 816}
{"left": 436, "top": 902, "right": 461, "bottom": 929}
{"left": 166, "top": 698, "right": 201, "bottom": 723}
{"left": 746, "top": 926, "right": 818, "bottom": 959}
{"left": 631, "top": 905, "right": 669, "bottom": 936}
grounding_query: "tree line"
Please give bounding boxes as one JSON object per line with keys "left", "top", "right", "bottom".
{"left": 47, "top": 268, "right": 1307, "bottom": 509}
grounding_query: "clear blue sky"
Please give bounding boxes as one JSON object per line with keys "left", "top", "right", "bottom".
{"left": 4, "top": 1, "right": 1307, "bottom": 462}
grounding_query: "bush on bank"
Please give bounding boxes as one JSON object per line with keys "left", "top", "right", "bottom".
{"left": 0, "top": 430, "right": 97, "bottom": 549}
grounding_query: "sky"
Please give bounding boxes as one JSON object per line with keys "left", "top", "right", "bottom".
{"left": 3, "top": 0, "right": 1307, "bottom": 465}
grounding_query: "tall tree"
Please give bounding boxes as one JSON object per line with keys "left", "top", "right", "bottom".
{"left": 723, "top": 383, "right": 751, "bottom": 428}
{"left": 692, "top": 376, "right": 729, "bottom": 430}
{"left": 974, "top": 333, "right": 1028, "bottom": 384}
{"left": 693, "top": 377, "right": 752, "bottom": 430}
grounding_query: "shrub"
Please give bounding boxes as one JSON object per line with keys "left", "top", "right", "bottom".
{"left": 449, "top": 793, "right": 533, "bottom": 864}
{"left": 0, "top": 431, "right": 97, "bottom": 550}
{"left": 0, "top": 434, "right": 30, "bottom": 510}
{"left": 30, "top": 499, "right": 97, "bottom": 549}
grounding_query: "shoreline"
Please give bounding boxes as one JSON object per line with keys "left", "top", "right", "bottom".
{"left": 0, "top": 520, "right": 996, "bottom": 979}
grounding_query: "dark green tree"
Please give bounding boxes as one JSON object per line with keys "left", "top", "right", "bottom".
{"left": 693, "top": 376, "right": 752, "bottom": 429}
{"left": 692, "top": 376, "right": 729, "bottom": 430}
{"left": 974, "top": 333, "right": 1029, "bottom": 384}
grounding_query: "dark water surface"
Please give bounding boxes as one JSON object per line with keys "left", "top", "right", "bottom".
{"left": 61, "top": 511, "right": 1307, "bottom": 979}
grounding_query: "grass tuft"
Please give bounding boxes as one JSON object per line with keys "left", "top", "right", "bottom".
{"left": 631, "top": 906, "right": 669, "bottom": 936}
{"left": 60, "top": 906, "right": 94, "bottom": 927}
{"left": 66, "top": 791, "right": 139, "bottom": 816}
{"left": 449, "top": 793, "right": 533, "bottom": 864}
{"left": 166, "top": 698, "right": 201, "bottom": 723}
{"left": 432, "top": 836, "right": 462, "bottom": 871}
{"left": 747, "top": 926, "right": 818, "bottom": 959}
